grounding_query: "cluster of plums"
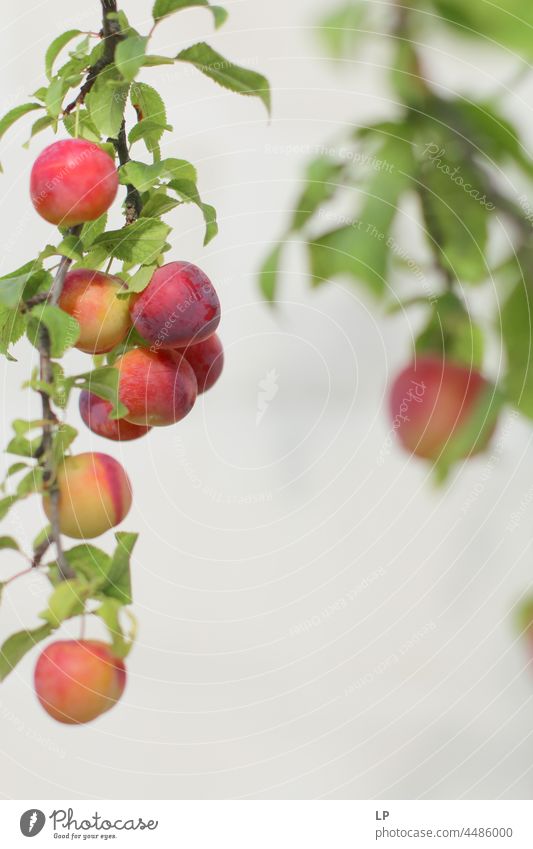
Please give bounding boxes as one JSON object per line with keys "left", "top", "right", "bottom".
{"left": 28, "top": 137, "right": 224, "bottom": 724}
{"left": 24, "top": 138, "right": 494, "bottom": 727}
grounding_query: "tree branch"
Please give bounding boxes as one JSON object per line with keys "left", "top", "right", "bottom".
{"left": 38, "top": 229, "right": 81, "bottom": 582}
{"left": 113, "top": 121, "right": 142, "bottom": 223}
{"left": 64, "top": 0, "right": 121, "bottom": 114}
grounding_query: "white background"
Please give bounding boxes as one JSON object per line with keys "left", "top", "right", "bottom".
{"left": 0, "top": 0, "right": 533, "bottom": 800}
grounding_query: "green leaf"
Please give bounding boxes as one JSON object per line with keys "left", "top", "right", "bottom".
{"left": 0, "top": 625, "right": 52, "bottom": 682}
{"left": 130, "top": 82, "right": 167, "bottom": 133}
{"left": 434, "top": 384, "right": 503, "bottom": 479}
{"left": 86, "top": 65, "right": 129, "bottom": 138}
{"left": 142, "top": 54, "right": 176, "bottom": 67}
{"left": 0, "top": 273, "right": 32, "bottom": 309}
{"left": 0, "top": 307, "right": 26, "bottom": 359}
{"left": 259, "top": 243, "right": 283, "bottom": 303}
{"left": 169, "top": 179, "right": 218, "bottom": 244}
{"left": 419, "top": 141, "right": 489, "bottom": 284}
{"left": 63, "top": 108, "right": 100, "bottom": 142}
{"left": 139, "top": 191, "right": 181, "bottom": 218}
{"left": 66, "top": 366, "right": 127, "bottom": 419}
{"left": 291, "top": 157, "right": 346, "bottom": 231}
{"left": 440, "top": 98, "right": 533, "bottom": 175}
{"left": 115, "top": 35, "right": 148, "bottom": 83}
{"left": 128, "top": 117, "right": 172, "bottom": 153}
{"left": 432, "top": 0, "right": 533, "bottom": 58}
{"left": 152, "top": 0, "right": 227, "bottom": 28}
{"left": 45, "top": 77, "right": 66, "bottom": 119}
{"left": 27, "top": 304, "right": 80, "bottom": 358}
{"left": 119, "top": 158, "right": 196, "bottom": 191}
{"left": 0, "top": 495, "right": 19, "bottom": 520}
{"left": 415, "top": 293, "right": 485, "bottom": 368}
{"left": 45, "top": 29, "right": 82, "bottom": 80}
{"left": 0, "top": 103, "right": 42, "bottom": 162}
{"left": 0, "top": 536, "right": 20, "bottom": 552}
{"left": 16, "top": 468, "right": 44, "bottom": 497}
{"left": 52, "top": 424, "right": 78, "bottom": 463}
{"left": 502, "top": 280, "right": 533, "bottom": 419}
{"left": 40, "top": 579, "right": 92, "bottom": 628}
{"left": 81, "top": 214, "right": 108, "bottom": 249}
{"left": 309, "top": 135, "right": 413, "bottom": 294}
{"left": 93, "top": 217, "right": 171, "bottom": 264}
{"left": 175, "top": 43, "right": 271, "bottom": 114}
{"left": 33, "top": 525, "right": 52, "bottom": 552}
{"left": 123, "top": 264, "right": 156, "bottom": 294}
{"left": 319, "top": 2, "right": 366, "bottom": 59}
{"left": 95, "top": 598, "right": 137, "bottom": 658}
{"left": 23, "top": 115, "right": 55, "bottom": 148}
{"left": 40, "top": 235, "right": 83, "bottom": 263}
{"left": 104, "top": 532, "right": 137, "bottom": 605}
{"left": 49, "top": 544, "right": 110, "bottom": 586}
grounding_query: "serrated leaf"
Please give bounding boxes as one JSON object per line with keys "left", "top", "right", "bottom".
{"left": 45, "top": 29, "right": 82, "bottom": 80}
{"left": 27, "top": 304, "right": 80, "bottom": 358}
{"left": 153, "top": 0, "right": 227, "bottom": 28}
{"left": 0, "top": 307, "right": 26, "bottom": 360}
{"left": 139, "top": 191, "right": 181, "bottom": 218}
{"left": 39, "top": 578, "right": 92, "bottom": 628}
{"left": 0, "top": 273, "right": 31, "bottom": 309}
{"left": 130, "top": 82, "right": 166, "bottom": 131}
{"left": 175, "top": 43, "right": 270, "bottom": 113}
{"left": 115, "top": 35, "right": 148, "bottom": 83}
{"left": 86, "top": 65, "right": 129, "bottom": 138}
{"left": 93, "top": 217, "right": 171, "bottom": 264}
{"left": 0, "top": 625, "right": 52, "bottom": 682}
{"left": 259, "top": 243, "right": 283, "bottom": 303}
{"left": 128, "top": 117, "right": 172, "bottom": 154}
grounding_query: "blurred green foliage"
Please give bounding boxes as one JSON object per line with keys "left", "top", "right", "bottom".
{"left": 261, "top": 0, "right": 533, "bottom": 428}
